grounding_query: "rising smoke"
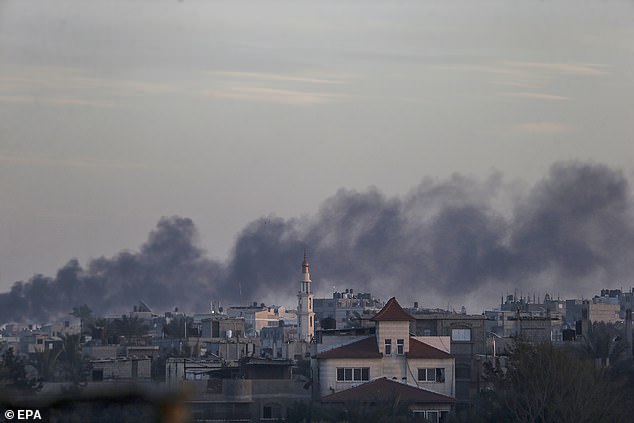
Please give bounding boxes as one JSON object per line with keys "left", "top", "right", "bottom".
{"left": 1, "top": 161, "right": 633, "bottom": 322}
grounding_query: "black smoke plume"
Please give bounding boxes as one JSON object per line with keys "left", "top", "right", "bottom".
{"left": 1, "top": 161, "right": 633, "bottom": 322}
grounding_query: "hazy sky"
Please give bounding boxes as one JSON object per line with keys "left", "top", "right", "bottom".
{"left": 1, "top": 0, "right": 633, "bottom": 307}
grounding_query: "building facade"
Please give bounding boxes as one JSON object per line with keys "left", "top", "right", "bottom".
{"left": 314, "top": 297, "right": 456, "bottom": 407}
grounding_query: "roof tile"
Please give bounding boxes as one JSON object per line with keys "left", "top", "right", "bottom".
{"left": 316, "top": 336, "right": 382, "bottom": 359}
{"left": 371, "top": 297, "right": 414, "bottom": 321}
{"left": 321, "top": 377, "right": 455, "bottom": 404}
{"left": 407, "top": 338, "right": 453, "bottom": 359}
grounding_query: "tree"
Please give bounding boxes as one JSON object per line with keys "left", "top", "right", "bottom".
{"left": 57, "top": 334, "right": 87, "bottom": 387}
{"left": 473, "top": 339, "right": 631, "bottom": 423}
{"left": 579, "top": 321, "right": 629, "bottom": 367}
{"left": 35, "top": 345, "right": 64, "bottom": 382}
{"left": 110, "top": 315, "right": 149, "bottom": 344}
{"left": 0, "top": 348, "right": 42, "bottom": 396}
{"left": 71, "top": 304, "right": 93, "bottom": 338}
{"left": 86, "top": 317, "right": 112, "bottom": 344}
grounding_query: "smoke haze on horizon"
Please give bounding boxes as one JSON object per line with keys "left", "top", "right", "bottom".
{"left": 1, "top": 161, "right": 633, "bottom": 323}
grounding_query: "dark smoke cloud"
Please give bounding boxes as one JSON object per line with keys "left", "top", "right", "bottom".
{"left": 2, "top": 161, "right": 634, "bottom": 322}
{"left": 0, "top": 217, "right": 225, "bottom": 322}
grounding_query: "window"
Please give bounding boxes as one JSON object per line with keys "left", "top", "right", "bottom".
{"left": 385, "top": 338, "right": 392, "bottom": 355}
{"left": 418, "top": 368, "right": 445, "bottom": 383}
{"left": 397, "top": 339, "right": 404, "bottom": 355}
{"left": 451, "top": 328, "right": 471, "bottom": 342}
{"left": 337, "top": 367, "right": 369, "bottom": 382}
{"left": 262, "top": 403, "right": 282, "bottom": 420}
{"left": 412, "top": 410, "right": 445, "bottom": 423}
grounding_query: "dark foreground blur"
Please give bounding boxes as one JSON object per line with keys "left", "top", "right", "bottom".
{"left": 0, "top": 388, "right": 190, "bottom": 423}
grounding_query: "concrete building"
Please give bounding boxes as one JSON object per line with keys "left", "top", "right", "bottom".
{"left": 314, "top": 289, "right": 384, "bottom": 330}
{"left": 321, "top": 377, "right": 455, "bottom": 422}
{"left": 567, "top": 299, "right": 621, "bottom": 333}
{"left": 411, "top": 310, "right": 485, "bottom": 407}
{"left": 201, "top": 316, "right": 246, "bottom": 339}
{"left": 227, "top": 304, "right": 295, "bottom": 336}
{"left": 89, "top": 356, "right": 151, "bottom": 382}
{"left": 313, "top": 297, "right": 456, "bottom": 417}
{"left": 166, "top": 357, "right": 311, "bottom": 422}
{"left": 484, "top": 309, "right": 558, "bottom": 342}
{"left": 259, "top": 322, "right": 305, "bottom": 360}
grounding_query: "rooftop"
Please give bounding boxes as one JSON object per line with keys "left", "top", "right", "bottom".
{"left": 371, "top": 297, "right": 414, "bottom": 322}
{"left": 321, "top": 377, "right": 455, "bottom": 404}
{"left": 316, "top": 336, "right": 382, "bottom": 359}
{"left": 407, "top": 338, "right": 452, "bottom": 359}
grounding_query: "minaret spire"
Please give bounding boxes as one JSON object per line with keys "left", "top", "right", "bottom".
{"left": 297, "top": 249, "right": 315, "bottom": 342}
{"left": 302, "top": 248, "right": 310, "bottom": 280}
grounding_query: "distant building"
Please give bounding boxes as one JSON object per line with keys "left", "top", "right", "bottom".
{"left": 314, "top": 289, "right": 384, "bottom": 330}
{"left": 260, "top": 322, "right": 305, "bottom": 360}
{"left": 166, "top": 357, "right": 310, "bottom": 422}
{"left": 410, "top": 310, "right": 485, "bottom": 407}
{"left": 89, "top": 356, "right": 151, "bottom": 382}
{"left": 227, "top": 304, "right": 295, "bottom": 336}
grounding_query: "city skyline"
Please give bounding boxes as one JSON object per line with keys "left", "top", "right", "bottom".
{"left": 1, "top": 1, "right": 634, "bottom": 315}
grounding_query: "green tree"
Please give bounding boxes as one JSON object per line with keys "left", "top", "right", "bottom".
{"left": 0, "top": 347, "right": 42, "bottom": 395}
{"left": 71, "top": 304, "right": 94, "bottom": 338}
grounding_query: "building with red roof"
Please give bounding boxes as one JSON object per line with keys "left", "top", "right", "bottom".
{"left": 313, "top": 297, "right": 455, "bottom": 420}
{"left": 321, "top": 377, "right": 455, "bottom": 422}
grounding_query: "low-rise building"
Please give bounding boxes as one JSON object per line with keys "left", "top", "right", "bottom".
{"left": 166, "top": 357, "right": 311, "bottom": 422}
{"left": 314, "top": 289, "right": 384, "bottom": 329}
{"left": 313, "top": 297, "right": 456, "bottom": 420}
{"left": 411, "top": 310, "right": 485, "bottom": 407}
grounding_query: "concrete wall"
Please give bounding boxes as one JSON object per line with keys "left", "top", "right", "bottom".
{"left": 406, "top": 357, "right": 455, "bottom": 397}
{"left": 376, "top": 321, "right": 410, "bottom": 357}
{"left": 588, "top": 303, "right": 620, "bottom": 323}
{"left": 317, "top": 355, "right": 455, "bottom": 399}
{"left": 90, "top": 358, "right": 151, "bottom": 380}
{"left": 318, "top": 357, "right": 382, "bottom": 397}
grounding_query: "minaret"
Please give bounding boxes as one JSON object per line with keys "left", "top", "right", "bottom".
{"left": 297, "top": 249, "right": 315, "bottom": 342}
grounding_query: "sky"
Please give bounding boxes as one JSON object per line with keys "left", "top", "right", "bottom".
{"left": 1, "top": 0, "right": 633, "bottom": 315}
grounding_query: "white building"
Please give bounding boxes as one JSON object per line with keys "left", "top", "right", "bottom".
{"left": 314, "top": 297, "right": 455, "bottom": 398}
{"left": 313, "top": 297, "right": 455, "bottom": 421}
{"left": 297, "top": 251, "right": 315, "bottom": 343}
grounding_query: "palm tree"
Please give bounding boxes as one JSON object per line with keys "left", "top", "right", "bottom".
{"left": 70, "top": 304, "right": 93, "bottom": 340}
